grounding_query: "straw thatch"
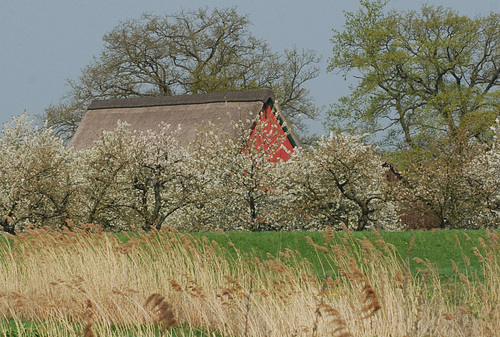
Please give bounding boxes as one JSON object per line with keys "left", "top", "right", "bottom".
{"left": 68, "top": 90, "right": 297, "bottom": 150}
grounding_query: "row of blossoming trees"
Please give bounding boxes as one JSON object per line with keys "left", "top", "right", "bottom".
{"left": 1, "top": 114, "right": 499, "bottom": 234}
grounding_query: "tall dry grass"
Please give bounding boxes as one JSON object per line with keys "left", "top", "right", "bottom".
{"left": 0, "top": 224, "right": 498, "bottom": 336}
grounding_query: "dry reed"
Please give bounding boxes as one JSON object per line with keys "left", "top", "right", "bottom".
{"left": 0, "top": 225, "right": 498, "bottom": 336}
{"left": 144, "top": 293, "right": 177, "bottom": 330}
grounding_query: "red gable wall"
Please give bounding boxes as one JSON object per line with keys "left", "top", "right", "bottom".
{"left": 249, "top": 102, "right": 296, "bottom": 161}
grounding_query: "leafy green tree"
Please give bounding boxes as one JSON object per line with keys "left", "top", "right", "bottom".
{"left": 398, "top": 133, "right": 482, "bottom": 229}
{"left": 44, "top": 7, "right": 320, "bottom": 141}
{"left": 394, "top": 119, "right": 500, "bottom": 229}
{"left": 327, "top": 0, "right": 500, "bottom": 151}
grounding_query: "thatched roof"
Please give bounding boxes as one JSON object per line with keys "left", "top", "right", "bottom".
{"left": 68, "top": 89, "right": 298, "bottom": 150}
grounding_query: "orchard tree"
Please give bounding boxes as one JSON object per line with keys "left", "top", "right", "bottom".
{"left": 125, "top": 125, "right": 193, "bottom": 231}
{"left": 72, "top": 122, "right": 137, "bottom": 230}
{"left": 185, "top": 119, "right": 298, "bottom": 232}
{"left": 218, "top": 121, "right": 296, "bottom": 231}
{"left": 74, "top": 122, "right": 193, "bottom": 231}
{"left": 0, "top": 115, "right": 76, "bottom": 233}
{"left": 327, "top": 0, "right": 500, "bottom": 151}
{"left": 170, "top": 125, "right": 227, "bottom": 231}
{"left": 292, "top": 133, "right": 399, "bottom": 231}
{"left": 463, "top": 119, "right": 500, "bottom": 227}
{"left": 44, "top": 7, "right": 320, "bottom": 141}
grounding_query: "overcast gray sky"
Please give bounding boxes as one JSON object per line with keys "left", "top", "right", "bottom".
{"left": 1, "top": 0, "right": 499, "bottom": 136}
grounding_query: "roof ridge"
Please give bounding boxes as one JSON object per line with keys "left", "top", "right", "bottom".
{"left": 88, "top": 89, "right": 275, "bottom": 110}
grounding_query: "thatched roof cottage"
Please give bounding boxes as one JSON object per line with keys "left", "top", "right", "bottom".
{"left": 68, "top": 89, "right": 299, "bottom": 161}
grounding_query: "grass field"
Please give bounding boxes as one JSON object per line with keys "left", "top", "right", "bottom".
{"left": 190, "top": 229, "right": 491, "bottom": 278}
{"left": 0, "top": 226, "right": 499, "bottom": 336}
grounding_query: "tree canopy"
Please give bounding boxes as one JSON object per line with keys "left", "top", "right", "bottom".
{"left": 44, "top": 7, "right": 320, "bottom": 141}
{"left": 326, "top": 0, "right": 500, "bottom": 151}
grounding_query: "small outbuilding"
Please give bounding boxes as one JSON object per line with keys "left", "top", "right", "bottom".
{"left": 68, "top": 89, "right": 299, "bottom": 161}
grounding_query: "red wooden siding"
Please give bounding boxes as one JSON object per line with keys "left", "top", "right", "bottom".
{"left": 249, "top": 102, "right": 296, "bottom": 161}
